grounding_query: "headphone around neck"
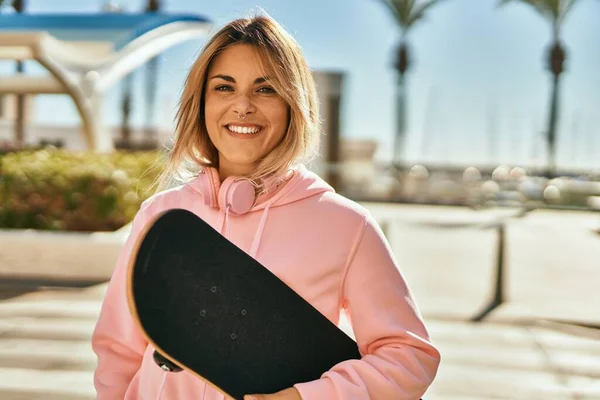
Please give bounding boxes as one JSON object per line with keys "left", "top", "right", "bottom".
{"left": 197, "top": 168, "right": 255, "bottom": 216}
{"left": 195, "top": 167, "right": 289, "bottom": 216}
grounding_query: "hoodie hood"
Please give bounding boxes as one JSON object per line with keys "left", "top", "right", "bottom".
{"left": 186, "top": 164, "right": 334, "bottom": 259}
{"left": 252, "top": 164, "right": 334, "bottom": 211}
{"left": 188, "top": 163, "right": 334, "bottom": 213}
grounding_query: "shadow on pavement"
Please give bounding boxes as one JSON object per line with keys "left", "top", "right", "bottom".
{"left": 0, "top": 276, "right": 107, "bottom": 301}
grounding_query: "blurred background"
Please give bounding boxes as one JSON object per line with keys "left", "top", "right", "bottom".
{"left": 0, "top": 0, "right": 598, "bottom": 399}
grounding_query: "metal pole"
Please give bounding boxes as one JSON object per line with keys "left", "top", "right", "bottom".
{"left": 471, "top": 222, "right": 506, "bottom": 322}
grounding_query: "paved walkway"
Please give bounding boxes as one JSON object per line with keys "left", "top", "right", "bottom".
{"left": 1, "top": 204, "right": 599, "bottom": 399}
{"left": 0, "top": 281, "right": 598, "bottom": 399}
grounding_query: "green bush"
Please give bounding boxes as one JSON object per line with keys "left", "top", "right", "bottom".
{"left": 0, "top": 149, "right": 164, "bottom": 232}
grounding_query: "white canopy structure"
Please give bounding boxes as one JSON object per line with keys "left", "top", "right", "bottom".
{"left": 0, "top": 13, "right": 212, "bottom": 151}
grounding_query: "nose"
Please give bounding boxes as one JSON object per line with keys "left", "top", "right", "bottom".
{"left": 232, "top": 93, "right": 255, "bottom": 117}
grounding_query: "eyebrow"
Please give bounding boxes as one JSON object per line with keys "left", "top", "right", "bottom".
{"left": 209, "top": 74, "right": 270, "bottom": 84}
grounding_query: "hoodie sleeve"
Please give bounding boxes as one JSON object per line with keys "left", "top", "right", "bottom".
{"left": 91, "top": 200, "right": 152, "bottom": 399}
{"left": 294, "top": 214, "right": 441, "bottom": 399}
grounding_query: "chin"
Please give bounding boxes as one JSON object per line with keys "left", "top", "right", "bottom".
{"left": 223, "top": 154, "right": 261, "bottom": 166}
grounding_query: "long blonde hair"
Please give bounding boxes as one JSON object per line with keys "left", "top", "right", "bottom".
{"left": 155, "top": 13, "right": 321, "bottom": 193}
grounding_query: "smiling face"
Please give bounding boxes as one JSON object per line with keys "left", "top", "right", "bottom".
{"left": 204, "top": 44, "right": 290, "bottom": 179}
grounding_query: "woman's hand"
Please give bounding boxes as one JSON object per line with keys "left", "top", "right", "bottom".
{"left": 244, "top": 387, "right": 302, "bottom": 400}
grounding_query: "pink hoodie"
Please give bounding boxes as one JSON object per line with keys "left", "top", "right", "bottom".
{"left": 92, "top": 164, "right": 440, "bottom": 399}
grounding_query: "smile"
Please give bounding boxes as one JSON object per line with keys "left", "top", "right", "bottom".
{"left": 226, "top": 124, "right": 262, "bottom": 135}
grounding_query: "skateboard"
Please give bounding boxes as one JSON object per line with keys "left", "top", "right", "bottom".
{"left": 126, "top": 208, "right": 362, "bottom": 400}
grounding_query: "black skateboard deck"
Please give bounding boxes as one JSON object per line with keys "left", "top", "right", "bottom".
{"left": 126, "top": 208, "right": 362, "bottom": 400}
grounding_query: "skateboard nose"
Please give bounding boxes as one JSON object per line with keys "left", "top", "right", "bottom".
{"left": 153, "top": 350, "right": 183, "bottom": 373}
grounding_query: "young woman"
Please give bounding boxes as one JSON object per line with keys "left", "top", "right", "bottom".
{"left": 92, "top": 13, "right": 440, "bottom": 400}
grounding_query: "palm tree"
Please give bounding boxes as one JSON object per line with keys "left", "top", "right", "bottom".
{"left": 120, "top": 75, "right": 134, "bottom": 148}
{"left": 144, "top": 0, "right": 161, "bottom": 146}
{"left": 378, "top": 0, "right": 444, "bottom": 170}
{"left": 499, "top": 0, "right": 587, "bottom": 177}
{"left": 115, "top": 0, "right": 161, "bottom": 149}
{"left": 10, "top": 0, "right": 25, "bottom": 148}
{"left": 102, "top": 1, "right": 132, "bottom": 148}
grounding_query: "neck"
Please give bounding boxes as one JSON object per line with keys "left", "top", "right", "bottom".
{"left": 218, "top": 161, "right": 253, "bottom": 182}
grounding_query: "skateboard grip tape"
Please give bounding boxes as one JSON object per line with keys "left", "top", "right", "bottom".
{"left": 130, "top": 209, "right": 361, "bottom": 399}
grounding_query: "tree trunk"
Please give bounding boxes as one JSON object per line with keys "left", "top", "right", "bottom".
{"left": 15, "top": 61, "right": 25, "bottom": 148}
{"left": 545, "top": 40, "right": 565, "bottom": 178}
{"left": 13, "top": 0, "right": 25, "bottom": 148}
{"left": 393, "top": 41, "right": 409, "bottom": 171}
{"left": 546, "top": 73, "right": 560, "bottom": 177}
{"left": 144, "top": 0, "right": 160, "bottom": 144}
{"left": 144, "top": 58, "right": 158, "bottom": 142}
{"left": 146, "top": 0, "right": 160, "bottom": 12}
{"left": 120, "top": 74, "right": 133, "bottom": 148}
{"left": 394, "top": 72, "right": 407, "bottom": 167}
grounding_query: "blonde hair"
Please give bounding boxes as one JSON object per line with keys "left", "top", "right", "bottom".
{"left": 155, "top": 13, "right": 321, "bottom": 193}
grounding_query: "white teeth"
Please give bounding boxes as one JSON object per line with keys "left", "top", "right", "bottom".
{"left": 227, "top": 125, "right": 261, "bottom": 134}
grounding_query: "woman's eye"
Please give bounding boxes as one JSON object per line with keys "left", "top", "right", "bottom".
{"left": 258, "top": 86, "right": 276, "bottom": 94}
{"left": 215, "top": 85, "right": 233, "bottom": 92}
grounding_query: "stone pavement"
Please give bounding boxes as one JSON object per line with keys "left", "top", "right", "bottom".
{"left": 1, "top": 282, "right": 599, "bottom": 399}
{"left": 1, "top": 203, "right": 599, "bottom": 399}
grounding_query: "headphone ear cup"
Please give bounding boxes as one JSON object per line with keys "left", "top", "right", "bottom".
{"left": 219, "top": 177, "right": 255, "bottom": 216}
{"left": 200, "top": 168, "right": 220, "bottom": 208}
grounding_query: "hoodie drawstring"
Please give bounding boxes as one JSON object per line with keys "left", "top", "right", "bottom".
{"left": 155, "top": 368, "right": 168, "bottom": 400}
{"left": 224, "top": 205, "right": 231, "bottom": 239}
{"left": 217, "top": 202, "right": 271, "bottom": 259}
{"left": 216, "top": 208, "right": 226, "bottom": 237}
{"left": 249, "top": 203, "right": 271, "bottom": 258}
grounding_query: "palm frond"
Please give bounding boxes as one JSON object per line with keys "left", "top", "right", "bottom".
{"left": 498, "top": 0, "right": 547, "bottom": 18}
{"left": 380, "top": 0, "right": 402, "bottom": 21}
{"left": 388, "top": 0, "right": 413, "bottom": 26}
{"left": 409, "top": 0, "right": 444, "bottom": 25}
{"left": 499, "top": 0, "right": 583, "bottom": 23}
{"left": 558, "top": 0, "right": 579, "bottom": 25}
{"left": 386, "top": 0, "right": 444, "bottom": 31}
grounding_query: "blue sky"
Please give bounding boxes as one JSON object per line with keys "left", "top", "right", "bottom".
{"left": 2, "top": 0, "right": 599, "bottom": 168}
